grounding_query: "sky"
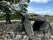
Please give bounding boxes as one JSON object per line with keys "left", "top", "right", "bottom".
{"left": 27, "top": 0, "right": 53, "bottom": 15}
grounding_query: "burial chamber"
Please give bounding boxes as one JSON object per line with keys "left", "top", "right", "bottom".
{"left": 33, "top": 20, "right": 45, "bottom": 31}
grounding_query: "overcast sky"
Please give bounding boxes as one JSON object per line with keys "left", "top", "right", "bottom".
{"left": 27, "top": 0, "right": 53, "bottom": 15}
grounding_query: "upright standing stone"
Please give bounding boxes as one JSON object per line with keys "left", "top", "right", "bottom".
{"left": 23, "top": 17, "right": 36, "bottom": 40}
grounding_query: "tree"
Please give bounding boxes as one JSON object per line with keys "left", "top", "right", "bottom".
{"left": 45, "top": 15, "right": 50, "bottom": 17}
{"left": 19, "top": 2, "right": 29, "bottom": 23}
{"left": 0, "top": 1, "right": 11, "bottom": 23}
{"left": 0, "top": 0, "right": 20, "bottom": 23}
{"left": 0, "top": 0, "right": 30, "bottom": 23}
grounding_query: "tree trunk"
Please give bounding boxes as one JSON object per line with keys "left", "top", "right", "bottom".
{"left": 6, "top": 18, "right": 11, "bottom": 24}
{"left": 6, "top": 13, "right": 11, "bottom": 24}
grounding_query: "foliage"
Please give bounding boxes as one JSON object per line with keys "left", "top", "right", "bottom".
{"left": 0, "top": 0, "right": 30, "bottom": 23}
{"left": 45, "top": 15, "right": 50, "bottom": 17}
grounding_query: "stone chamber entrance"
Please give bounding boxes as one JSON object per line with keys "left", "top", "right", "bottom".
{"left": 33, "top": 20, "right": 45, "bottom": 31}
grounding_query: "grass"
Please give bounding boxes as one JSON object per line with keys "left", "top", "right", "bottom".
{"left": 0, "top": 18, "right": 21, "bottom": 23}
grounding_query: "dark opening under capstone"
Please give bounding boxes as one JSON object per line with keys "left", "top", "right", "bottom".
{"left": 33, "top": 20, "right": 45, "bottom": 31}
